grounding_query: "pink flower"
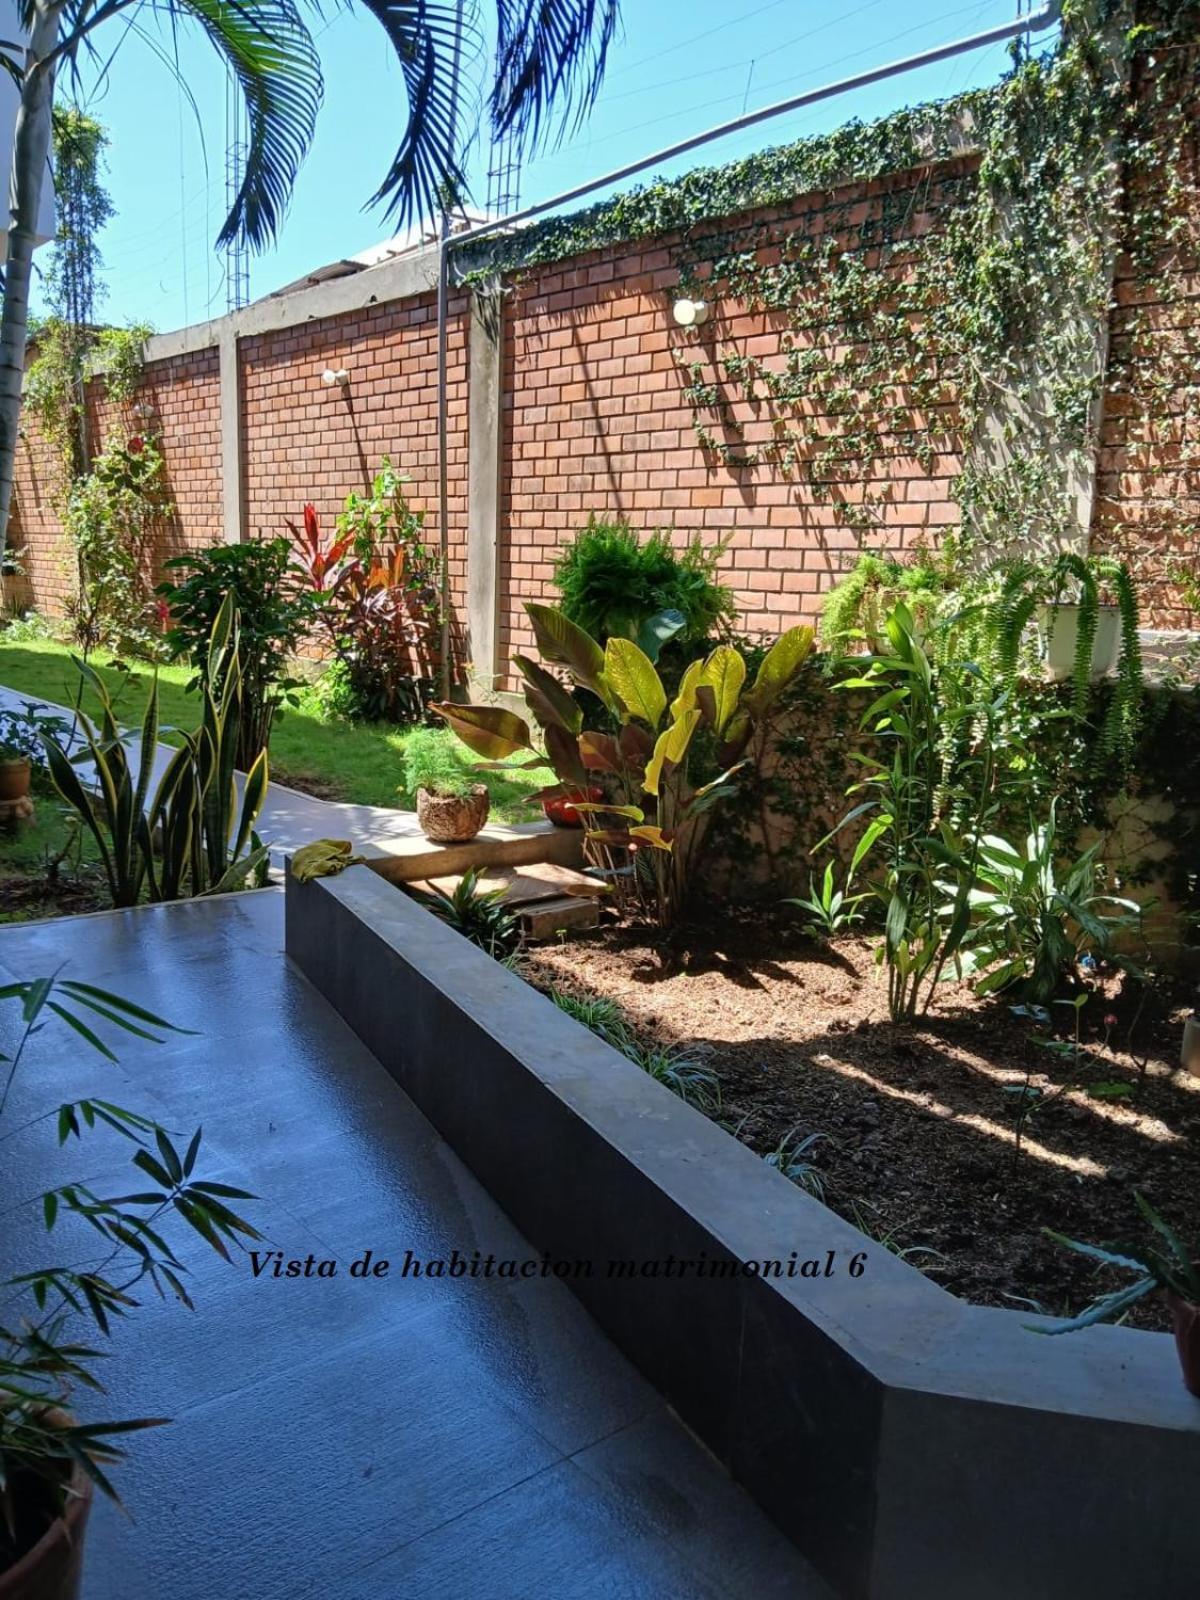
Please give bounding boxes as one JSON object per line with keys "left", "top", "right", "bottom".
{"left": 1104, "top": 1013, "right": 1119, "bottom": 1029}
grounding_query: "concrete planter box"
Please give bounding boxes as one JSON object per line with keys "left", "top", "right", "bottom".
{"left": 286, "top": 866, "right": 1200, "bottom": 1600}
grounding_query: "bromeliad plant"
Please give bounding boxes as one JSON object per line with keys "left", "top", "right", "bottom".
{"left": 434, "top": 603, "right": 814, "bottom": 928}
{"left": 42, "top": 595, "right": 270, "bottom": 907}
{"left": 0, "top": 977, "right": 260, "bottom": 1573}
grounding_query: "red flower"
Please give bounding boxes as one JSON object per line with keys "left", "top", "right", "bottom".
{"left": 128, "top": 435, "right": 144, "bottom": 454}
{"left": 1104, "top": 1013, "right": 1119, "bottom": 1029}
{"left": 154, "top": 598, "right": 171, "bottom": 630}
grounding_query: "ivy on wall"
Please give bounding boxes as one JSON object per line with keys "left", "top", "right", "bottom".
{"left": 21, "top": 106, "right": 168, "bottom": 652}
{"left": 463, "top": 1, "right": 1199, "bottom": 609}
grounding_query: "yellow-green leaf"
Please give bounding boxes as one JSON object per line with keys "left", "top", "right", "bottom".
{"left": 670, "top": 658, "right": 704, "bottom": 722}
{"left": 743, "top": 625, "right": 815, "bottom": 717}
{"left": 432, "top": 702, "right": 534, "bottom": 762}
{"left": 630, "top": 825, "right": 672, "bottom": 852}
{"left": 697, "top": 646, "right": 746, "bottom": 734}
{"left": 643, "top": 709, "right": 700, "bottom": 797}
{"left": 604, "top": 637, "right": 667, "bottom": 730}
{"left": 526, "top": 604, "right": 606, "bottom": 687}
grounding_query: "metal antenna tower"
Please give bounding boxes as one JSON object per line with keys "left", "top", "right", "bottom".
{"left": 485, "top": 124, "right": 522, "bottom": 218}
{"left": 224, "top": 69, "right": 250, "bottom": 312}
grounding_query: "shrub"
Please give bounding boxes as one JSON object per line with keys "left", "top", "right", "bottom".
{"left": 553, "top": 518, "right": 736, "bottom": 653}
{"left": 288, "top": 463, "right": 440, "bottom": 724}
{"left": 435, "top": 604, "right": 815, "bottom": 928}
{"left": 158, "top": 539, "right": 315, "bottom": 771}
{"left": 401, "top": 727, "right": 475, "bottom": 799}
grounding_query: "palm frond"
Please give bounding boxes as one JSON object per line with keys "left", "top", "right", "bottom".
{"left": 182, "top": 0, "right": 323, "bottom": 249}
{"left": 491, "top": 0, "right": 618, "bottom": 154}
{"left": 356, "top": 0, "right": 483, "bottom": 228}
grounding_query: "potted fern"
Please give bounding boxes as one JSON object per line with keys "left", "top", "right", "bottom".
{"left": 1036, "top": 552, "right": 1138, "bottom": 686}
{"left": 1036, "top": 1195, "right": 1200, "bottom": 1398}
{"left": 402, "top": 728, "right": 490, "bottom": 843}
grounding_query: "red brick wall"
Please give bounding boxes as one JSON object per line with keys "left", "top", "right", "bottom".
{"left": 8, "top": 344, "right": 223, "bottom": 617}
{"left": 497, "top": 164, "right": 970, "bottom": 676}
{"left": 239, "top": 293, "right": 470, "bottom": 632}
{"left": 1089, "top": 235, "right": 1200, "bottom": 630}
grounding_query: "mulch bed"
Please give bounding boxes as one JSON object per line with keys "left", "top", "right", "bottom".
{"left": 0, "top": 869, "right": 110, "bottom": 923}
{"left": 522, "top": 908, "right": 1200, "bottom": 1331}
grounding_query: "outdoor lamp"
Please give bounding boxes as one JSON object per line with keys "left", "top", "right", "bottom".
{"left": 321, "top": 368, "right": 350, "bottom": 387}
{"left": 672, "top": 297, "right": 710, "bottom": 328}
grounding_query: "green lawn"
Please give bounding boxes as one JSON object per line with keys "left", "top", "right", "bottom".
{"left": 0, "top": 637, "right": 552, "bottom": 824}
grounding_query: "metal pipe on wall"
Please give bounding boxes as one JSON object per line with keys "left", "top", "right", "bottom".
{"left": 434, "top": 0, "right": 1064, "bottom": 694}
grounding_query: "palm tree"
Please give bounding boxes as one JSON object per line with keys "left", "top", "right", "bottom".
{"left": 0, "top": 0, "right": 620, "bottom": 558}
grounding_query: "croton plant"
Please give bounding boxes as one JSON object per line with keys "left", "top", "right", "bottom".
{"left": 435, "top": 604, "right": 814, "bottom": 926}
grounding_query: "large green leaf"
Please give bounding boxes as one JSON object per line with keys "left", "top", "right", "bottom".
{"left": 512, "top": 654, "right": 583, "bottom": 734}
{"left": 643, "top": 710, "right": 700, "bottom": 797}
{"left": 696, "top": 645, "right": 746, "bottom": 735}
{"left": 743, "top": 625, "right": 815, "bottom": 717}
{"left": 432, "top": 702, "right": 535, "bottom": 761}
{"left": 526, "top": 604, "right": 606, "bottom": 689}
{"left": 604, "top": 637, "right": 666, "bottom": 730}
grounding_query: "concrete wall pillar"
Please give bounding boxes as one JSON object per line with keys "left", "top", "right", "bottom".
{"left": 466, "top": 286, "right": 506, "bottom": 696}
{"left": 218, "top": 326, "right": 244, "bottom": 543}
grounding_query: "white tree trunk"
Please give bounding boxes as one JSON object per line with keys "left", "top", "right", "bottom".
{"left": 0, "top": 2, "right": 61, "bottom": 559}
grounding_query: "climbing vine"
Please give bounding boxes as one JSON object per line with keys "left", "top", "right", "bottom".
{"left": 20, "top": 107, "right": 168, "bottom": 651}
{"left": 463, "top": 1, "right": 1199, "bottom": 618}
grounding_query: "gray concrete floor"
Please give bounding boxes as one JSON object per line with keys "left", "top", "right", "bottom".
{"left": 0, "top": 889, "right": 831, "bottom": 1600}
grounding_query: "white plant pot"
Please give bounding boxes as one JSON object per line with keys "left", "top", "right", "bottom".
{"left": 1038, "top": 602, "right": 1122, "bottom": 683}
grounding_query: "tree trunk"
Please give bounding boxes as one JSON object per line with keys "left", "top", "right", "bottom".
{"left": 0, "top": 3, "right": 62, "bottom": 561}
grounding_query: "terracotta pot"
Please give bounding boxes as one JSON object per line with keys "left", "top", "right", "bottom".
{"left": 543, "top": 786, "right": 604, "bottom": 829}
{"left": 415, "top": 785, "right": 489, "bottom": 843}
{"left": 1038, "top": 603, "right": 1122, "bottom": 683}
{"left": 1168, "top": 1292, "right": 1200, "bottom": 1399}
{"left": 0, "top": 1464, "right": 92, "bottom": 1600}
{"left": 0, "top": 758, "right": 31, "bottom": 804}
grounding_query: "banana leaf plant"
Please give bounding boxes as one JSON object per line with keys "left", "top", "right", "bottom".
{"left": 42, "top": 594, "right": 271, "bottom": 907}
{"left": 434, "top": 604, "right": 814, "bottom": 927}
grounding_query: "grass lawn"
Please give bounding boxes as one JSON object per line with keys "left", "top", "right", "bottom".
{"left": 0, "top": 636, "right": 553, "bottom": 823}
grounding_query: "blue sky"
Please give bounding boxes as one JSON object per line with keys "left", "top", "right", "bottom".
{"left": 40, "top": 0, "right": 1052, "bottom": 333}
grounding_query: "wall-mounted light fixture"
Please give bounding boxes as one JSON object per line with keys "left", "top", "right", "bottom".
{"left": 321, "top": 368, "right": 350, "bottom": 388}
{"left": 131, "top": 400, "right": 155, "bottom": 421}
{"left": 672, "top": 297, "right": 710, "bottom": 328}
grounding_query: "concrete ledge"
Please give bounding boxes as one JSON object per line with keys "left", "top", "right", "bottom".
{"left": 360, "top": 819, "right": 584, "bottom": 884}
{"left": 285, "top": 867, "right": 1200, "bottom": 1600}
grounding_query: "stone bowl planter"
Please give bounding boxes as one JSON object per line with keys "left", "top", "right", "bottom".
{"left": 0, "top": 1455, "right": 92, "bottom": 1600}
{"left": 415, "top": 785, "right": 489, "bottom": 844}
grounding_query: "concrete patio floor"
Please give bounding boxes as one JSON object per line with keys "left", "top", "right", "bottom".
{"left": 0, "top": 888, "right": 831, "bottom": 1600}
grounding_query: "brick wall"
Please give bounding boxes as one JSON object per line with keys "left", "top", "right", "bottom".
{"left": 1089, "top": 242, "right": 1200, "bottom": 632}
{"left": 239, "top": 293, "right": 470, "bottom": 629}
{"left": 498, "top": 163, "right": 970, "bottom": 678}
{"left": 5, "top": 145, "right": 1196, "bottom": 671}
